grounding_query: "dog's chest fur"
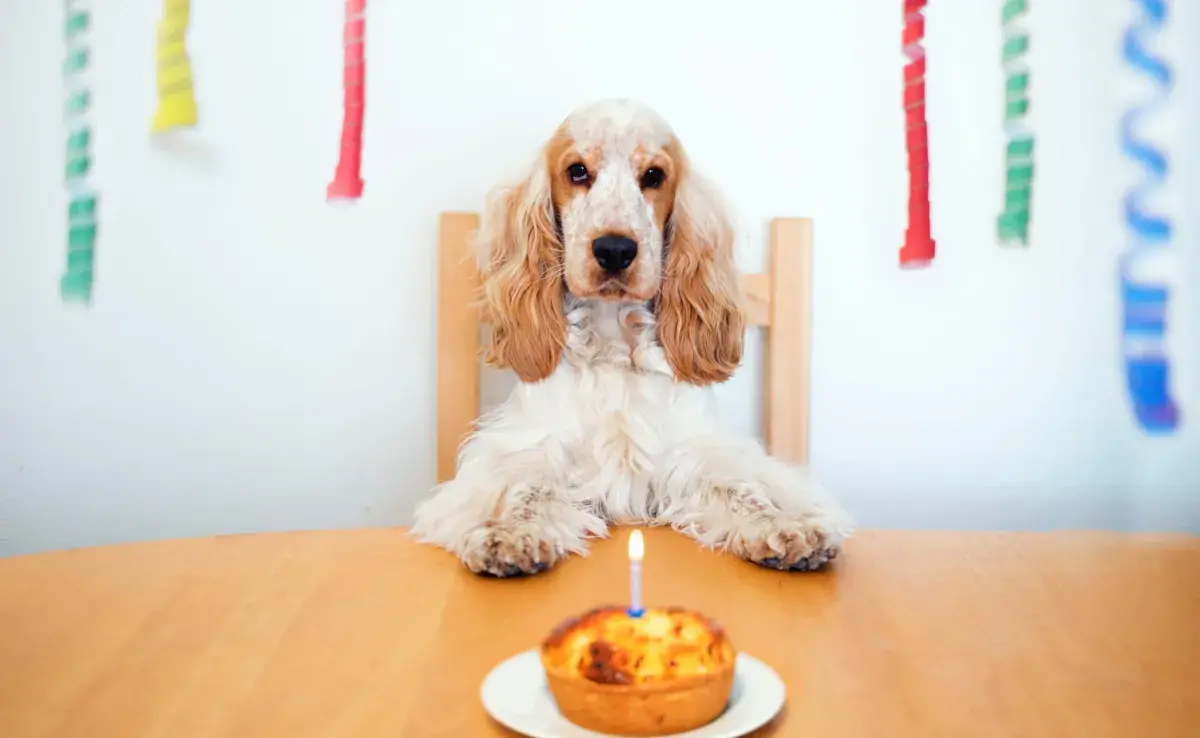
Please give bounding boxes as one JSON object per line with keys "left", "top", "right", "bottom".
{"left": 500, "top": 298, "right": 721, "bottom": 521}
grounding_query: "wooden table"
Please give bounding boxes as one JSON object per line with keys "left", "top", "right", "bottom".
{"left": 0, "top": 528, "right": 1196, "bottom": 738}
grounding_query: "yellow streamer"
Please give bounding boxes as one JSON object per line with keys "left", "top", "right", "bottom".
{"left": 151, "top": 0, "right": 197, "bottom": 132}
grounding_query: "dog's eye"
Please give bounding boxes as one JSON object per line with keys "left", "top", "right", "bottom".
{"left": 567, "top": 163, "right": 590, "bottom": 185}
{"left": 640, "top": 168, "right": 665, "bottom": 189}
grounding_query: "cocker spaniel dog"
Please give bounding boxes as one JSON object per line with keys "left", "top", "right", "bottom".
{"left": 412, "top": 99, "right": 851, "bottom": 576}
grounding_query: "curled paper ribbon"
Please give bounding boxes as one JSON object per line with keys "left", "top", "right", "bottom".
{"left": 998, "top": 0, "right": 1033, "bottom": 245}
{"left": 899, "top": 0, "right": 935, "bottom": 268}
{"left": 327, "top": 0, "right": 366, "bottom": 200}
{"left": 1119, "top": 0, "right": 1180, "bottom": 433}
{"left": 151, "top": 0, "right": 198, "bottom": 133}
{"left": 61, "top": 0, "right": 97, "bottom": 302}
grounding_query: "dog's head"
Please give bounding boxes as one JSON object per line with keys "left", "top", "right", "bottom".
{"left": 476, "top": 99, "right": 744, "bottom": 385}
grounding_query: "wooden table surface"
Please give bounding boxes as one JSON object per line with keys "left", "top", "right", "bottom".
{"left": 0, "top": 528, "right": 1196, "bottom": 738}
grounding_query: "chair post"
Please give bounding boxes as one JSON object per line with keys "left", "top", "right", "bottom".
{"left": 436, "top": 212, "right": 481, "bottom": 484}
{"left": 765, "top": 218, "right": 813, "bottom": 466}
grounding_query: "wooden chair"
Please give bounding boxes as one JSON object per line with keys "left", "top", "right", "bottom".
{"left": 436, "top": 213, "right": 815, "bottom": 484}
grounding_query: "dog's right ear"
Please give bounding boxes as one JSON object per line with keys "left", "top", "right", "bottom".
{"left": 475, "top": 160, "right": 567, "bottom": 383}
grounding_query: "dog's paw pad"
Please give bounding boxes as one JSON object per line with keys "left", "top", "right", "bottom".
{"left": 757, "top": 557, "right": 787, "bottom": 570}
{"left": 472, "top": 559, "right": 552, "bottom": 578}
{"left": 792, "top": 554, "right": 827, "bottom": 571}
{"left": 476, "top": 564, "right": 532, "bottom": 578}
{"left": 755, "top": 552, "right": 836, "bottom": 572}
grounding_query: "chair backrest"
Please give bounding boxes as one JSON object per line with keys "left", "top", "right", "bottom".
{"left": 436, "top": 213, "right": 814, "bottom": 484}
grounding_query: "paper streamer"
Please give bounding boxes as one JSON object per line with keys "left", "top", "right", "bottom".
{"left": 151, "top": 0, "right": 198, "bottom": 133}
{"left": 899, "top": 0, "right": 935, "bottom": 268}
{"left": 61, "top": 0, "right": 97, "bottom": 303}
{"left": 998, "top": 0, "right": 1033, "bottom": 245}
{"left": 327, "top": 0, "right": 366, "bottom": 201}
{"left": 1119, "top": 0, "right": 1180, "bottom": 433}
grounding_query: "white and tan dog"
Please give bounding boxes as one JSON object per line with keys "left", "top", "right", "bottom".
{"left": 412, "top": 99, "right": 851, "bottom": 576}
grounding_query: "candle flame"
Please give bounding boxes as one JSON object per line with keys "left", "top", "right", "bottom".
{"left": 628, "top": 530, "right": 644, "bottom": 561}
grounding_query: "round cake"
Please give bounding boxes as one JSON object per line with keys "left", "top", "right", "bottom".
{"left": 539, "top": 605, "right": 736, "bottom": 736}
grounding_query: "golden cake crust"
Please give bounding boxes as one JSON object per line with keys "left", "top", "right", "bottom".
{"left": 539, "top": 605, "right": 737, "bottom": 735}
{"left": 541, "top": 605, "right": 735, "bottom": 686}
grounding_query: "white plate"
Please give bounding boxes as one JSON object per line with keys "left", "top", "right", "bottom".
{"left": 480, "top": 650, "right": 785, "bottom": 738}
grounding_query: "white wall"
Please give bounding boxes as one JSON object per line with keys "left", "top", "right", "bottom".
{"left": 1, "top": 0, "right": 1197, "bottom": 556}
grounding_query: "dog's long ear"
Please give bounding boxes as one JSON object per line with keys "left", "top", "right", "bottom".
{"left": 475, "top": 160, "right": 567, "bottom": 383}
{"left": 656, "top": 162, "right": 745, "bottom": 385}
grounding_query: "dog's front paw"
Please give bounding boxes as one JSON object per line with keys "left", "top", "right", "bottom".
{"left": 459, "top": 522, "right": 577, "bottom": 578}
{"left": 731, "top": 511, "right": 845, "bottom": 572}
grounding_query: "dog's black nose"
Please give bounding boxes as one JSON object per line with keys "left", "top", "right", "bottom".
{"left": 591, "top": 235, "right": 638, "bottom": 273}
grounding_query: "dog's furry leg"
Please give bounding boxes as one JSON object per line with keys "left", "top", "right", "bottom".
{"left": 411, "top": 443, "right": 607, "bottom": 577}
{"left": 655, "top": 436, "right": 853, "bottom": 571}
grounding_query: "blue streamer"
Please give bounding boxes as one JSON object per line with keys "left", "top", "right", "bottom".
{"left": 1119, "top": 0, "right": 1179, "bottom": 433}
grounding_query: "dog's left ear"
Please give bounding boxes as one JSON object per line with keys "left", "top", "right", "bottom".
{"left": 656, "top": 164, "right": 745, "bottom": 385}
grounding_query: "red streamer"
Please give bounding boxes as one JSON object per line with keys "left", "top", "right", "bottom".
{"left": 900, "top": 0, "right": 935, "bottom": 268}
{"left": 327, "top": 0, "right": 365, "bottom": 201}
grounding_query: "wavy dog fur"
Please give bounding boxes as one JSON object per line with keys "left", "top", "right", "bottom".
{"left": 412, "top": 99, "right": 851, "bottom": 577}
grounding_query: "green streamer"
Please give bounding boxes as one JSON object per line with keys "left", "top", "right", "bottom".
{"left": 61, "top": 0, "right": 96, "bottom": 303}
{"left": 998, "top": 0, "right": 1033, "bottom": 246}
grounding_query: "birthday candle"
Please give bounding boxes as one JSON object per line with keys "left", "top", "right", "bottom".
{"left": 627, "top": 530, "right": 644, "bottom": 618}
{"left": 327, "top": 0, "right": 366, "bottom": 201}
{"left": 998, "top": 0, "right": 1034, "bottom": 246}
{"left": 61, "top": 0, "right": 97, "bottom": 303}
{"left": 899, "top": 0, "right": 935, "bottom": 269}
{"left": 150, "top": 0, "right": 198, "bottom": 133}
{"left": 1119, "top": 0, "right": 1180, "bottom": 433}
